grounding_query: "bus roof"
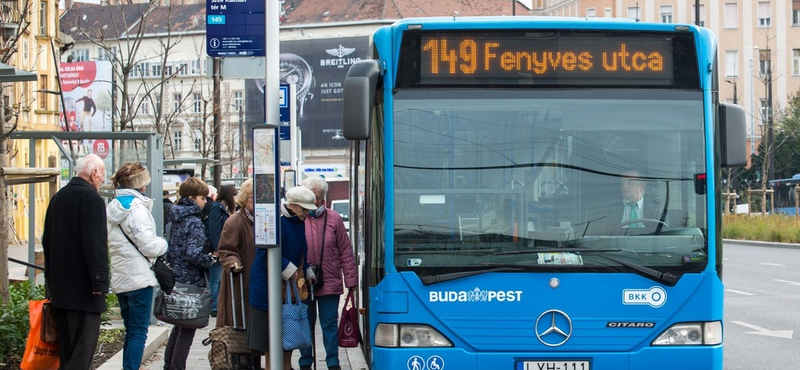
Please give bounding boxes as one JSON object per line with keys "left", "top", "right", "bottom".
{"left": 392, "top": 16, "right": 700, "bottom": 31}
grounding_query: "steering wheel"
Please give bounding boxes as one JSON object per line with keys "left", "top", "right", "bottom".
{"left": 612, "top": 218, "right": 670, "bottom": 235}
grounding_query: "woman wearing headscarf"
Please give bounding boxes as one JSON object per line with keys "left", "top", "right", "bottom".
{"left": 248, "top": 186, "right": 318, "bottom": 370}
{"left": 106, "top": 163, "right": 168, "bottom": 370}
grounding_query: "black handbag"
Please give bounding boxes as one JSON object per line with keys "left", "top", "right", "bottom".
{"left": 121, "top": 227, "right": 176, "bottom": 295}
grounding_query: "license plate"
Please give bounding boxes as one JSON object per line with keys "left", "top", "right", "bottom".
{"left": 520, "top": 360, "right": 590, "bottom": 370}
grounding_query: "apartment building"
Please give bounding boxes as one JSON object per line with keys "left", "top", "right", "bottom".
{"left": 531, "top": 0, "right": 800, "bottom": 157}
{"left": 3, "top": 0, "right": 69, "bottom": 242}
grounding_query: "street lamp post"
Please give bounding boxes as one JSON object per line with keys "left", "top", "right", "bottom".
{"left": 238, "top": 106, "right": 245, "bottom": 177}
{"left": 749, "top": 57, "right": 756, "bottom": 155}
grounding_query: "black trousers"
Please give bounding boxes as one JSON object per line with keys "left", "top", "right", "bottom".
{"left": 54, "top": 307, "right": 102, "bottom": 370}
{"left": 163, "top": 326, "right": 196, "bottom": 370}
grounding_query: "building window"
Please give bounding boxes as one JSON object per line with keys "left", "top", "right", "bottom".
{"left": 152, "top": 63, "right": 163, "bottom": 77}
{"left": 194, "top": 130, "right": 202, "bottom": 151}
{"left": 724, "top": 3, "right": 738, "bottom": 28}
{"left": 605, "top": 8, "right": 612, "bottom": 17}
{"left": 725, "top": 51, "right": 738, "bottom": 77}
{"left": 71, "top": 49, "right": 89, "bottom": 62}
{"left": 693, "top": 4, "right": 706, "bottom": 27}
{"left": 234, "top": 91, "right": 243, "bottom": 111}
{"left": 760, "top": 98, "right": 771, "bottom": 124}
{"left": 586, "top": 8, "right": 595, "bottom": 17}
{"left": 177, "top": 62, "right": 188, "bottom": 76}
{"left": 757, "top": 2, "right": 771, "bottom": 27}
{"left": 191, "top": 59, "right": 201, "bottom": 75}
{"left": 627, "top": 6, "right": 639, "bottom": 20}
{"left": 759, "top": 49, "right": 771, "bottom": 77}
{"left": 173, "top": 93, "right": 182, "bottom": 113}
{"left": 39, "top": 1, "right": 47, "bottom": 35}
{"left": 173, "top": 131, "right": 182, "bottom": 150}
{"left": 193, "top": 93, "right": 202, "bottom": 114}
{"left": 140, "top": 96, "right": 150, "bottom": 115}
{"left": 98, "top": 46, "right": 117, "bottom": 61}
{"left": 155, "top": 94, "right": 161, "bottom": 113}
{"left": 38, "top": 75, "right": 47, "bottom": 110}
{"left": 794, "top": 9, "right": 800, "bottom": 26}
{"left": 660, "top": 5, "right": 672, "bottom": 23}
{"left": 759, "top": 59, "right": 771, "bottom": 76}
{"left": 138, "top": 62, "right": 150, "bottom": 77}
{"left": 793, "top": 49, "right": 800, "bottom": 75}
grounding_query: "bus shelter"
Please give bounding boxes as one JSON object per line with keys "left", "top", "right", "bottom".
{"left": 9, "top": 131, "right": 164, "bottom": 282}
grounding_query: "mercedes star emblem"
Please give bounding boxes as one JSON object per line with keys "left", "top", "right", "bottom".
{"left": 535, "top": 309, "right": 573, "bottom": 347}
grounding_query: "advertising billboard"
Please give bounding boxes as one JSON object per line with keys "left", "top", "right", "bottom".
{"left": 58, "top": 61, "right": 114, "bottom": 160}
{"left": 245, "top": 36, "right": 370, "bottom": 149}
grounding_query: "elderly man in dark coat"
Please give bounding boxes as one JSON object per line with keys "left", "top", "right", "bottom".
{"left": 42, "top": 153, "right": 109, "bottom": 370}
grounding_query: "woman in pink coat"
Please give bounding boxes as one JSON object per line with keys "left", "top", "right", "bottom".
{"left": 297, "top": 177, "right": 358, "bottom": 370}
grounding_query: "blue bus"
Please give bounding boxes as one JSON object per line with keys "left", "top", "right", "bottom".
{"left": 341, "top": 17, "right": 746, "bottom": 370}
{"left": 768, "top": 174, "right": 800, "bottom": 215}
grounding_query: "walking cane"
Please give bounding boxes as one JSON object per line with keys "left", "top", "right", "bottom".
{"left": 310, "top": 284, "right": 317, "bottom": 370}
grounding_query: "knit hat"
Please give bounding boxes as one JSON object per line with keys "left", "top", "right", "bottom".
{"left": 112, "top": 165, "right": 151, "bottom": 189}
{"left": 285, "top": 186, "right": 317, "bottom": 210}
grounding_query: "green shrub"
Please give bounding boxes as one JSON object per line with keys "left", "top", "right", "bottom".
{"left": 0, "top": 281, "right": 45, "bottom": 366}
{"left": 723, "top": 214, "right": 800, "bottom": 243}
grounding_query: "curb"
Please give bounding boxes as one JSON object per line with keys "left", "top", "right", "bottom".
{"left": 345, "top": 345, "right": 369, "bottom": 370}
{"left": 723, "top": 239, "right": 800, "bottom": 250}
{"left": 96, "top": 325, "right": 171, "bottom": 370}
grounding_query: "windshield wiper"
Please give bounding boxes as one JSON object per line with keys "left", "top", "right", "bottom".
{"left": 491, "top": 248, "right": 678, "bottom": 286}
{"left": 420, "top": 266, "right": 524, "bottom": 285}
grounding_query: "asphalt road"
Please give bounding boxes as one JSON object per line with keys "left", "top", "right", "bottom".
{"left": 723, "top": 240, "right": 800, "bottom": 370}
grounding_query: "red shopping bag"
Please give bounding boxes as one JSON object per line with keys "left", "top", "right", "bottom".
{"left": 337, "top": 290, "right": 362, "bottom": 348}
{"left": 21, "top": 300, "right": 60, "bottom": 370}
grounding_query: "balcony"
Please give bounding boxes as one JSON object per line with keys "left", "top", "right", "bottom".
{"left": 1, "top": 1, "right": 21, "bottom": 36}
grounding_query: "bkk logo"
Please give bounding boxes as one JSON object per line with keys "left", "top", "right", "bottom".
{"left": 429, "top": 287, "right": 523, "bottom": 302}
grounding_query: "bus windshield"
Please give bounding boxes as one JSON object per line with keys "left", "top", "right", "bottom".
{"left": 393, "top": 89, "right": 707, "bottom": 277}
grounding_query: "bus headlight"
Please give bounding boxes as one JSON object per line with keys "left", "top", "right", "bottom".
{"left": 651, "top": 321, "right": 722, "bottom": 346}
{"left": 374, "top": 324, "right": 453, "bottom": 347}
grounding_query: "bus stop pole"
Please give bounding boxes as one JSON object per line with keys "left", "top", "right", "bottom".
{"left": 266, "top": 0, "right": 283, "bottom": 368}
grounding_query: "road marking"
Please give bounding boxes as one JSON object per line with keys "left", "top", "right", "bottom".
{"left": 725, "top": 289, "right": 754, "bottom": 296}
{"left": 761, "top": 262, "right": 785, "bottom": 267}
{"left": 731, "top": 321, "right": 794, "bottom": 339}
{"left": 774, "top": 279, "right": 800, "bottom": 286}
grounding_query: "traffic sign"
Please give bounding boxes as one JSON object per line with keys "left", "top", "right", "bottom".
{"left": 206, "top": 0, "right": 265, "bottom": 57}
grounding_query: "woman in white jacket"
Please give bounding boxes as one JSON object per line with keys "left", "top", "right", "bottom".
{"left": 107, "top": 163, "right": 169, "bottom": 370}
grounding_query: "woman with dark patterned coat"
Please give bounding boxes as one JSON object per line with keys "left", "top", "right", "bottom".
{"left": 162, "top": 177, "right": 215, "bottom": 370}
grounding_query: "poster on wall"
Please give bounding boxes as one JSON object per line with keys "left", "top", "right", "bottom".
{"left": 58, "top": 61, "right": 114, "bottom": 163}
{"left": 245, "top": 36, "right": 370, "bottom": 150}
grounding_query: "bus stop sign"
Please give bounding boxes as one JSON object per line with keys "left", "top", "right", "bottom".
{"left": 206, "top": 0, "right": 264, "bottom": 57}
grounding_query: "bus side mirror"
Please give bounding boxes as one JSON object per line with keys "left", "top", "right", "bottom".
{"left": 719, "top": 102, "right": 747, "bottom": 168}
{"left": 342, "top": 59, "right": 381, "bottom": 140}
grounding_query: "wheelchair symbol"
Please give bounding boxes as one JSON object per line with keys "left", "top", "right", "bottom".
{"left": 427, "top": 355, "right": 444, "bottom": 370}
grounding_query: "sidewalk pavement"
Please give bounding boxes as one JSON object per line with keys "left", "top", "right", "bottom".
{"left": 100, "top": 294, "right": 368, "bottom": 370}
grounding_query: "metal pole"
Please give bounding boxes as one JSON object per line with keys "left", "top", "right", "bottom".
{"left": 749, "top": 58, "right": 756, "bottom": 155}
{"left": 695, "top": 0, "right": 700, "bottom": 26}
{"left": 266, "top": 0, "right": 283, "bottom": 368}
{"left": 213, "top": 58, "right": 222, "bottom": 188}
{"left": 767, "top": 67, "right": 774, "bottom": 182}
{"left": 239, "top": 107, "right": 244, "bottom": 177}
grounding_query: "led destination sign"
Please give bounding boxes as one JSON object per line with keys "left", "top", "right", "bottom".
{"left": 398, "top": 31, "right": 698, "bottom": 87}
